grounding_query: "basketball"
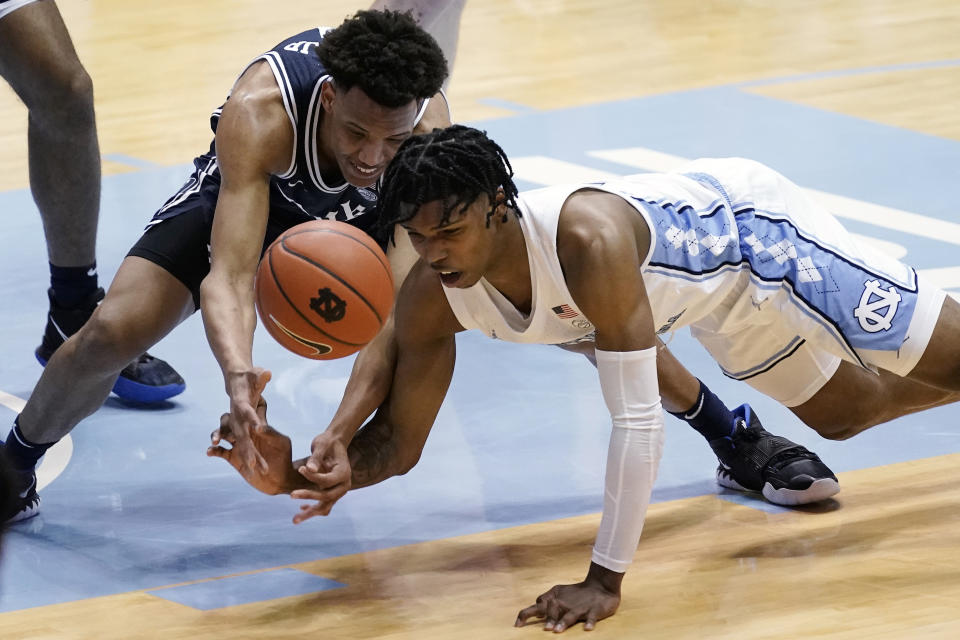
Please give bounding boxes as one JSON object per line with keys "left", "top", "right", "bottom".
{"left": 255, "top": 220, "right": 394, "bottom": 360}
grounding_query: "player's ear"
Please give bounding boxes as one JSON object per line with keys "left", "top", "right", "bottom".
{"left": 495, "top": 187, "right": 509, "bottom": 223}
{"left": 320, "top": 80, "right": 337, "bottom": 111}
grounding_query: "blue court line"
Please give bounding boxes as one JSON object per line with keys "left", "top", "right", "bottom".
{"left": 103, "top": 153, "right": 160, "bottom": 170}
{"left": 147, "top": 568, "right": 345, "bottom": 610}
{"left": 737, "top": 58, "right": 960, "bottom": 88}
{"left": 716, "top": 491, "right": 794, "bottom": 514}
{"left": 477, "top": 97, "right": 538, "bottom": 113}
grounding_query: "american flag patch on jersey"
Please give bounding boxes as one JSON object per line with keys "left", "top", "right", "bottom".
{"left": 552, "top": 304, "right": 578, "bottom": 318}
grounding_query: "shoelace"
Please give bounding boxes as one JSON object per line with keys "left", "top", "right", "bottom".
{"left": 733, "top": 421, "right": 816, "bottom": 476}
{"left": 765, "top": 446, "right": 817, "bottom": 474}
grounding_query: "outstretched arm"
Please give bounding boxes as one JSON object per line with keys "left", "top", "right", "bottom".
{"left": 201, "top": 61, "right": 293, "bottom": 474}
{"left": 296, "top": 83, "right": 453, "bottom": 483}
{"left": 296, "top": 226, "right": 421, "bottom": 496}
{"left": 516, "top": 189, "right": 663, "bottom": 633}
{"left": 290, "top": 261, "right": 463, "bottom": 522}
{"left": 209, "top": 260, "right": 460, "bottom": 520}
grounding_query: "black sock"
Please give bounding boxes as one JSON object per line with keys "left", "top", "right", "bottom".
{"left": 668, "top": 380, "right": 736, "bottom": 444}
{"left": 50, "top": 261, "right": 98, "bottom": 308}
{"left": 2, "top": 417, "right": 55, "bottom": 475}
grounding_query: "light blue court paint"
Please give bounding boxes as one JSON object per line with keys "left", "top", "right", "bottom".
{"left": 716, "top": 491, "right": 795, "bottom": 515}
{"left": 147, "top": 569, "right": 345, "bottom": 610}
{"left": 2, "top": 74, "right": 960, "bottom": 613}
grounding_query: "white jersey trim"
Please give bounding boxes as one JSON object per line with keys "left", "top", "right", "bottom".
{"left": 256, "top": 51, "right": 299, "bottom": 180}
{"left": 305, "top": 76, "right": 349, "bottom": 194}
{"left": 152, "top": 157, "right": 219, "bottom": 221}
{"left": 0, "top": 0, "right": 37, "bottom": 20}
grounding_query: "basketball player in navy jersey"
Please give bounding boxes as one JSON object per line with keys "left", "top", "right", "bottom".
{"left": 0, "top": 9, "right": 451, "bottom": 524}
{"left": 212, "top": 125, "right": 960, "bottom": 631}
{"left": 0, "top": 0, "right": 184, "bottom": 403}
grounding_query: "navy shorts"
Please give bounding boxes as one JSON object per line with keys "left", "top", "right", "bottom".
{"left": 128, "top": 202, "right": 289, "bottom": 311}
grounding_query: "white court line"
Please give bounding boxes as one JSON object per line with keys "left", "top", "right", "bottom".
{"left": 0, "top": 390, "right": 73, "bottom": 491}
{"left": 511, "top": 156, "right": 619, "bottom": 185}
{"left": 586, "top": 147, "right": 960, "bottom": 246}
{"left": 513, "top": 151, "right": 960, "bottom": 292}
{"left": 0, "top": 390, "right": 25, "bottom": 413}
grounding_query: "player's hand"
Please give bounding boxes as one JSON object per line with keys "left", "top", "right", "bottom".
{"left": 221, "top": 368, "right": 272, "bottom": 473}
{"left": 514, "top": 574, "right": 621, "bottom": 633}
{"left": 207, "top": 396, "right": 303, "bottom": 495}
{"left": 289, "top": 431, "right": 353, "bottom": 523}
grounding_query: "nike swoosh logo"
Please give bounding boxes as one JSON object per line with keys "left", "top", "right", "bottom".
{"left": 19, "top": 475, "right": 36, "bottom": 499}
{"left": 49, "top": 316, "right": 70, "bottom": 341}
{"left": 270, "top": 316, "right": 332, "bottom": 356}
{"left": 87, "top": 267, "right": 97, "bottom": 277}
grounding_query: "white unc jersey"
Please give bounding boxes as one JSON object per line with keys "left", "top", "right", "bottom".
{"left": 443, "top": 158, "right": 945, "bottom": 402}
{"left": 443, "top": 168, "right": 746, "bottom": 347}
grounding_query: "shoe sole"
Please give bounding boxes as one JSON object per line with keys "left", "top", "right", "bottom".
{"left": 6, "top": 497, "right": 40, "bottom": 524}
{"left": 717, "top": 470, "right": 840, "bottom": 506}
{"left": 36, "top": 352, "right": 185, "bottom": 404}
{"left": 762, "top": 477, "right": 840, "bottom": 506}
{"left": 111, "top": 376, "right": 186, "bottom": 404}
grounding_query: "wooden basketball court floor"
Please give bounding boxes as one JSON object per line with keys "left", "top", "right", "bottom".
{"left": 1, "top": 1, "right": 959, "bottom": 637}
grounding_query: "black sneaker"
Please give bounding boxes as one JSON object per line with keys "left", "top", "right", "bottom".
{"left": 35, "top": 287, "right": 186, "bottom": 404}
{"left": 1, "top": 469, "right": 40, "bottom": 524}
{"left": 711, "top": 404, "right": 840, "bottom": 506}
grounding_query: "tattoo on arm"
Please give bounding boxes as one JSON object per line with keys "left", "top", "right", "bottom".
{"left": 347, "top": 420, "right": 401, "bottom": 488}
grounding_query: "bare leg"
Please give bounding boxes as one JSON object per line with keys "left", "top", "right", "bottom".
{"left": 654, "top": 341, "right": 701, "bottom": 413}
{"left": 0, "top": 0, "right": 99, "bottom": 267}
{"left": 18, "top": 258, "right": 194, "bottom": 444}
{"left": 792, "top": 296, "right": 960, "bottom": 440}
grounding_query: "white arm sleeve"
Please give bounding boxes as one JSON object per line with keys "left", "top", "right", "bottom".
{"left": 591, "top": 347, "right": 665, "bottom": 573}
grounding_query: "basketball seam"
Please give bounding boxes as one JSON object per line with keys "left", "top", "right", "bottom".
{"left": 280, "top": 233, "right": 390, "bottom": 326}
{"left": 282, "top": 227, "right": 392, "bottom": 284}
{"left": 267, "top": 244, "right": 369, "bottom": 347}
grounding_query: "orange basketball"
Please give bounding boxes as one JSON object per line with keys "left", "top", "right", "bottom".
{"left": 255, "top": 220, "right": 394, "bottom": 360}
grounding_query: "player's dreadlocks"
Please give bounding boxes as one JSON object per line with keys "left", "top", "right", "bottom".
{"left": 318, "top": 9, "right": 448, "bottom": 107}
{"left": 378, "top": 125, "right": 521, "bottom": 236}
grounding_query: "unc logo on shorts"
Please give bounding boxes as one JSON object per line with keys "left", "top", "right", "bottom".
{"left": 853, "top": 279, "right": 901, "bottom": 333}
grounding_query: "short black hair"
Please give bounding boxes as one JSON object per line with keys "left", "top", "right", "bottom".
{"left": 378, "top": 125, "right": 521, "bottom": 235}
{"left": 317, "top": 9, "right": 448, "bottom": 108}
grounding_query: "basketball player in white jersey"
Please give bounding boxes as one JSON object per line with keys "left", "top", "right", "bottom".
{"left": 212, "top": 125, "right": 960, "bottom": 632}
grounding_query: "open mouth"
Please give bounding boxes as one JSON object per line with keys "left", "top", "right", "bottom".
{"left": 438, "top": 270, "right": 462, "bottom": 286}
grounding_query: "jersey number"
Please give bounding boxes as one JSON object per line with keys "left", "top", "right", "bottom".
{"left": 283, "top": 41, "right": 319, "bottom": 55}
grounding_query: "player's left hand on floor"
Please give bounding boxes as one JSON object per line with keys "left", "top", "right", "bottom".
{"left": 514, "top": 582, "right": 620, "bottom": 632}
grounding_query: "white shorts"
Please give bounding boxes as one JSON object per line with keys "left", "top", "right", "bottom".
{"left": 0, "top": 0, "right": 39, "bottom": 20}
{"left": 681, "top": 158, "right": 946, "bottom": 407}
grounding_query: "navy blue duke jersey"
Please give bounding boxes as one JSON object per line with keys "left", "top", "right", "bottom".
{"left": 148, "top": 28, "right": 424, "bottom": 242}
